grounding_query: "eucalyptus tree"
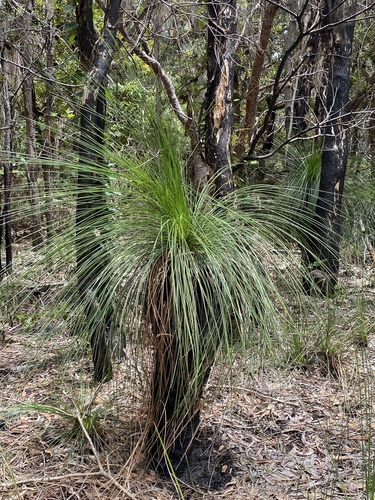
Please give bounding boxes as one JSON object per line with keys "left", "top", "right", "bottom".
{"left": 75, "top": 0, "right": 122, "bottom": 382}
{"left": 205, "top": 0, "right": 237, "bottom": 196}
{"left": 238, "top": 1, "right": 279, "bottom": 152}
{"left": 0, "top": 1, "right": 44, "bottom": 249}
{"left": 41, "top": 0, "right": 55, "bottom": 240}
{"left": 0, "top": 1, "right": 26, "bottom": 274}
{"left": 0, "top": 43, "right": 13, "bottom": 276}
{"left": 302, "top": 0, "right": 357, "bottom": 295}
{"left": 285, "top": 0, "right": 320, "bottom": 138}
{"left": 21, "top": 0, "right": 44, "bottom": 248}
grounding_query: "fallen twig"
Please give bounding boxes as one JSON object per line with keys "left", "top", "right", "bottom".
{"left": 222, "top": 385, "right": 301, "bottom": 406}
{"left": 75, "top": 411, "right": 138, "bottom": 500}
{"left": 0, "top": 472, "right": 103, "bottom": 490}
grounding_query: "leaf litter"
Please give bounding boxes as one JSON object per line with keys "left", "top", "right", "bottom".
{"left": 0, "top": 257, "right": 374, "bottom": 499}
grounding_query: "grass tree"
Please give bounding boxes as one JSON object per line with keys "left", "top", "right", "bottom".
{"left": 1, "top": 106, "right": 320, "bottom": 475}
{"left": 65, "top": 111, "right": 319, "bottom": 471}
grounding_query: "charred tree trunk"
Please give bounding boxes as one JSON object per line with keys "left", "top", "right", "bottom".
{"left": 75, "top": 0, "right": 121, "bottom": 382}
{"left": 284, "top": 15, "right": 297, "bottom": 139}
{"left": 303, "top": 0, "right": 357, "bottom": 295}
{"left": 0, "top": 45, "right": 14, "bottom": 277}
{"left": 291, "top": 3, "right": 321, "bottom": 137}
{"left": 205, "top": 0, "right": 237, "bottom": 197}
{"left": 145, "top": 255, "right": 218, "bottom": 472}
{"left": 292, "top": 33, "right": 320, "bottom": 136}
{"left": 41, "top": 0, "right": 54, "bottom": 240}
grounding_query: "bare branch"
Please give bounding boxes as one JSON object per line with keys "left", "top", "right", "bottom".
{"left": 95, "top": 1, "right": 191, "bottom": 127}
{"left": 123, "top": 35, "right": 192, "bottom": 126}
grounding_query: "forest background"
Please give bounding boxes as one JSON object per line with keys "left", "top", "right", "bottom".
{"left": 0, "top": 0, "right": 375, "bottom": 498}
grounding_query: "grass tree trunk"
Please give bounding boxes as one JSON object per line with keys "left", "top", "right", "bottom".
{"left": 145, "top": 255, "right": 218, "bottom": 472}
{"left": 146, "top": 1, "right": 238, "bottom": 473}
{"left": 75, "top": 0, "right": 121, "bottom": 382}
{"left": 303, "top": 0, "right": 357, "bottom": 295}
{"left": 205, "top": 0, "right": 237, "bottom": 197}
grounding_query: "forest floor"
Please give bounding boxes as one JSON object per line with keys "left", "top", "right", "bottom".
{"left": 0, "top": 255, "right": 374, "bottom": 499}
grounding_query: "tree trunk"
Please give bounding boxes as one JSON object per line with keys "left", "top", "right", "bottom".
{"left": 284, "top": 16, "right": 297, "bottom": 139}
{"left": 22, "top": 2, "right": 43, "bottom": 248}
{"left": 75, "top": 0, "right": 121, "bottom": 382}
{"left": 303, "top": 0, "right": 357, "bottom": 295}
{"left": 239, "top": 2, "right": 278, "bottom": 152}
{"left": 291, "top": 3, "right": 320, "bottom": 137}
{"left": 0, "top": 44, "right": 14, "bottom": 277}
{"left": 23, "top": 76, "right": 44, "bottom": 248}
{"left": 205, "top": 0, "right": 237, "bottom": 197}
{"left": 145, "top": 255, "right": 218, "bottom": 472}
{"left": 42, "top": 0, "right": 54, "bottom": 240}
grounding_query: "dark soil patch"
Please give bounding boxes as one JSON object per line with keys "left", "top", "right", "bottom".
{"left": 174, "top": 426, "right": 239, "bottom": 496}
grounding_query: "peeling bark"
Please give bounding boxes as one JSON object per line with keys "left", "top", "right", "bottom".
{"left": 205, "top": 0, "right": 237, "bottom": 197}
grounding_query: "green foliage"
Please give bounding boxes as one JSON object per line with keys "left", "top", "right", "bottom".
{"left": 343, "top": 171, "right": 375, "bottom": 264}
{"left": 0, "top": 105, "right": 323, "bottom": 470}
{"left": 106, "top": 77, "right": 154, "bottom": 151}
{"left": 285, "top": 291, "right": 374, "bottom": 376}
{"left": 280, "top": 142, "right": 322, "bottom": 211}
